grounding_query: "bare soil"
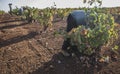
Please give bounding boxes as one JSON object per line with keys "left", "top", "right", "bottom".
{"left": 0, "top": 14, "right": 120, "bottom": 74}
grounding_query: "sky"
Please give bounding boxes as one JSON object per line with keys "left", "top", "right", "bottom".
{"left": 0, "top": 0, "right": 120, "bottom": 12}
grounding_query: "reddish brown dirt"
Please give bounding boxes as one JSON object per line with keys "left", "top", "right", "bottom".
{"left": 0, "top": 14, "right": 120, "bottom": 74}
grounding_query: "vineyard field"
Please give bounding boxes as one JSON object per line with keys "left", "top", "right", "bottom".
{"left": 0, "top": 7, "right": 120, "bottom": 74}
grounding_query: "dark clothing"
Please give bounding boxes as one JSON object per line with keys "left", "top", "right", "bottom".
{"left": 66, "top": 14, "right": 77, "bottom": 32}
{"left": 70, "top": 10, "right": 86, "bottom": 26}
{"left": 19, "top": 8, "right": 23, "bottom": 15}
{"left": 62, "top": 10, "right": 86, "bottom": 52}
{"left": 66, "top": 10, "right": 86, "bottom": 32}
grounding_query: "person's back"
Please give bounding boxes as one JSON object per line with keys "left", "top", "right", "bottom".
{"left": 66, "top": 10, "right": 86, "bottom": 32}
{"left": 70, "top": 10, "right": 86, "bottom": 26}
{"left": 19, "top": 8, "right": 23, "bottom": 15}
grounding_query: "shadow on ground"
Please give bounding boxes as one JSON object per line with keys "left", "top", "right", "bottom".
{"left": 0, "top": 19, "right": 22, "bottom": 24}
{"left": 31, "top": 53, "right": 97, "bottom": 74}
{"left": 0, "top": 32, "right": 38, "bottom": 48}
{"left": 0, "top": 22, "right": 28, "bottom": 30}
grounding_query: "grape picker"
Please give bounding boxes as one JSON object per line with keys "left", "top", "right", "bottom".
{"left": 62, "top": 10, "right": 87, "bottom": 56}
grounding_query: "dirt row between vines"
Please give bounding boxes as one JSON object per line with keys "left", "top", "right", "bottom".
{"left": 0, "top": 15, "right": 120, "bottom": 74}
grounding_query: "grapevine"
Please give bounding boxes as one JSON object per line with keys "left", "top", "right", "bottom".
{"left": 66, "top": 8, "right": 118, "bottom": 57}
